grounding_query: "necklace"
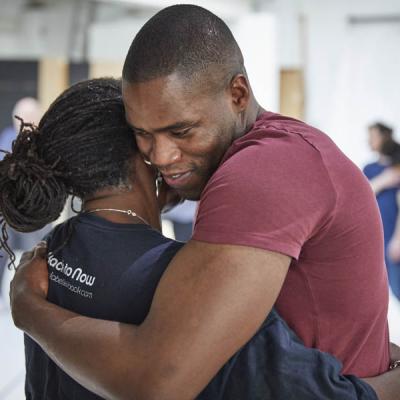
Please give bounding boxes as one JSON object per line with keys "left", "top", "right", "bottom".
{"left": 85, "top": 208, "right": 150, "bottom": 226}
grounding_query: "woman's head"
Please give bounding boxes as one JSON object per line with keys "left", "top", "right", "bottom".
{"left": 368, "top": 122, "right": 394, "bottom": 153}
{"left": 368, "top": 122, "right": 400, "bottom": 165}
{"left": 0, "top": 78, "right": 138, "bottom": 235}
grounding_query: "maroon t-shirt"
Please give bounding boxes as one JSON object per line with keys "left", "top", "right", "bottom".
{"left": 192, "top": 111, "right": 390, "bottom": 377}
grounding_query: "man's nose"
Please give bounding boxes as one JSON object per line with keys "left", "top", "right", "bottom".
{"left": 149, "top": 136, "right": 181, "bottom": 168}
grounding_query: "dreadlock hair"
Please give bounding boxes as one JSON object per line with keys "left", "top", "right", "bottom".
{"left": 0, "top": 78, "right": 138, "bottom": 266}
{"left": 122, "top": 4, "right": 245, "bottom": 92}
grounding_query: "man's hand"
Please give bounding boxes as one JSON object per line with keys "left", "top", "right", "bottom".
{"left": 9, "top": 241, "right": 48, "bottom": 329}
{"left": 6, "top": 239, "right": 290, "bottom": 400}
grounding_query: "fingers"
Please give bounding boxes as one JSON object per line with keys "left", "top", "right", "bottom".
{"left": 17, "top": 242, "right": 47, "bottom": 267}
{"left": 33, "top": 241, "right": 47, "bottom": 259}
{"left": 19, "top": 250, "right": 35, "bottom": 266}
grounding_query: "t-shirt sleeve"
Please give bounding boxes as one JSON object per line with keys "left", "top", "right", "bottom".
{"left": 192, "top": 135, "right": 336, "bottom": 259}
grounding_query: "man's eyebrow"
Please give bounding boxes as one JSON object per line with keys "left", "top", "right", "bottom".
{"left": 125, "top": 120, "right": 142, "bottom": 131}
{"left": 128, "top": 120, "right": 200, "bottom": 133}
{"left": 155, "top": 121, "right": 200, "bottom": 132}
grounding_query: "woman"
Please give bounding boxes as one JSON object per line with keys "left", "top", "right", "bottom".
{"left": 364, "top": 122, "right": 400, "bottom": 301}
{"left": 1, "top": 78, "right": 378, "bottom": 399}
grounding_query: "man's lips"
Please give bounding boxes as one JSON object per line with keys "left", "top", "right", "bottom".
{"left": 161, "top": 171, "right": 193, "bottom": 188}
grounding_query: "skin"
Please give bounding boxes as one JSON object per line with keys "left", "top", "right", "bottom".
{"left": 368, "top": 127, "right": 386, "bottom": 154}
{"left": 122, "top": 72, "right": 262, "bottom": 200}
{"left": 83, "top": 156, "right": 162, "bottom": 230}
{"left": 9, "top": 71, "right": 400, "bottom": 400}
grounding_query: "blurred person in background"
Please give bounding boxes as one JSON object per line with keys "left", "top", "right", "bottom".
{"left": 364, "top": 122, "right": 400, "bottom": 301}
{"left": 0, "top": 97, "right": 50, "bottom": 308}
{"left": 0, "top": 97, "right": 42, "bottom": 161}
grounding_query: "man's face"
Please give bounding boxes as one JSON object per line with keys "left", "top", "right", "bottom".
{"left": 122, "top": 73, "right": 239, "bottom": 200}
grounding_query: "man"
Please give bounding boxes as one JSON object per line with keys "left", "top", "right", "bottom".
{"left": 10, "top": 4, "right": 399, "bottom": 400}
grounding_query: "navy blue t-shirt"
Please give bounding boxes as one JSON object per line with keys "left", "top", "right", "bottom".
{"left": 24, "top": 213, "right": 377, "bottom": 400}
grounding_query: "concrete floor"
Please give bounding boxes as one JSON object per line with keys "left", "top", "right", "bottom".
{"left": 0, "top": 268, "right": 400, "bottom": 399}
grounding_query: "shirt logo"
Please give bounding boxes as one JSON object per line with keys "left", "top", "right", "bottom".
{"left": 48, "top": 252, "right": 96, "bottom": 287}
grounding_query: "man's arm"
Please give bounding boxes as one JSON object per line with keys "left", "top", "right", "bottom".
{"left": 360, "top": 345, "right": 400, "bottom": 400}
{"left": 11, "top": 245, "right": 400, "bottom": 400}
{"left": 11, "top": 241, "right": 290, "bottom": 400}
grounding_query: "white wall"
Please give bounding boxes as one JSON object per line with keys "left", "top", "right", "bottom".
{"left": 88, "top": 7, "right": 280, "bottom": 111}
{"left": 233, "top": 13, "right": 279, "bottom": 112}
{"left": 88, "top": 15, "right": 148, "bottom": 62}
{"left": 0, "top": 0, "right": 89, "bottom": 60}
{"left": 300, "top": 0, "right": 400, "bottom": 166}
{"left": 0, "top": 0, "right": 279, "bottom": 116}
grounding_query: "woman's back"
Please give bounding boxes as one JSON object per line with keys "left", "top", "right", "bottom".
{"left": 24, "top": 213, "right": 377, "bottom": 400}
{"left": 25, "top": 213, "right": 183, "bottom": 400}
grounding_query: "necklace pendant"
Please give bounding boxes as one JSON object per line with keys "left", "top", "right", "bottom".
{"left": 85, "top": 208, "right": 149, "bottom": 226}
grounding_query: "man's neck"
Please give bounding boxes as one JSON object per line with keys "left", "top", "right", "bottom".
{"left": 237, "top": 102, "right": 266, "bottom": 140}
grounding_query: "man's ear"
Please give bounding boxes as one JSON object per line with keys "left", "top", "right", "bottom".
{"left": 229, "top": 74, "right": 251, "bottom": 113}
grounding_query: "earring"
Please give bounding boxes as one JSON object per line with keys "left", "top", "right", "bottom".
{"left": 71, "top": 195, "right": 83, "bottom": 214}
{"left": 143, "top": 158, "right": 152, "bottom": 165}
{"left": 155, "top": 171, "right": 163, "bottom": 198}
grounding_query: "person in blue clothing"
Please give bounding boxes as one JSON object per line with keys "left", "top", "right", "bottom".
{"left": 364, "top": 122, "right": 400, "bottom": 301}
{"left": 0, "top": 98, "right": 42, "bottom": 161}
{"left": 1, "top": 78, "right": 395, "bottom": 399}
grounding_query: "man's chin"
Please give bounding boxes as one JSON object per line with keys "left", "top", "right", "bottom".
{"left": 178, "top": 189, "right": 201, "bottom": 201}
{"left": 176, "top": 184, "right": 205, "bottom": 201}
{"left": 175, "top": 174, "right": 210, "bottom": 201}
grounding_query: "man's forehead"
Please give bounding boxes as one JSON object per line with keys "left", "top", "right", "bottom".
{"left": 123, "top": 73, "right": 186, "bottom": 97}
{"left": 123, "top": 77, "right": 187, "bottom": 112}
{"left": 122, "top": 71, "right": 216, "bottom": 106}
{"left": 122, "top": 77, "right": 209, "bottom": 131}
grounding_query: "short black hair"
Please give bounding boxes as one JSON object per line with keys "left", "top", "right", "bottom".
{"left": 122, "top": 4, "right": 245, "bottom": 89}
{"left": 0, "top": 78, "right": 137, "bottom": 260}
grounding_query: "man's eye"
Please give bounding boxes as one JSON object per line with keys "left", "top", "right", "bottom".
{"left": 134, "top": 130, "right": 149, "bottom": 137}
{"left": 170, "top": 129, "right": 191, "bottom": 137}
